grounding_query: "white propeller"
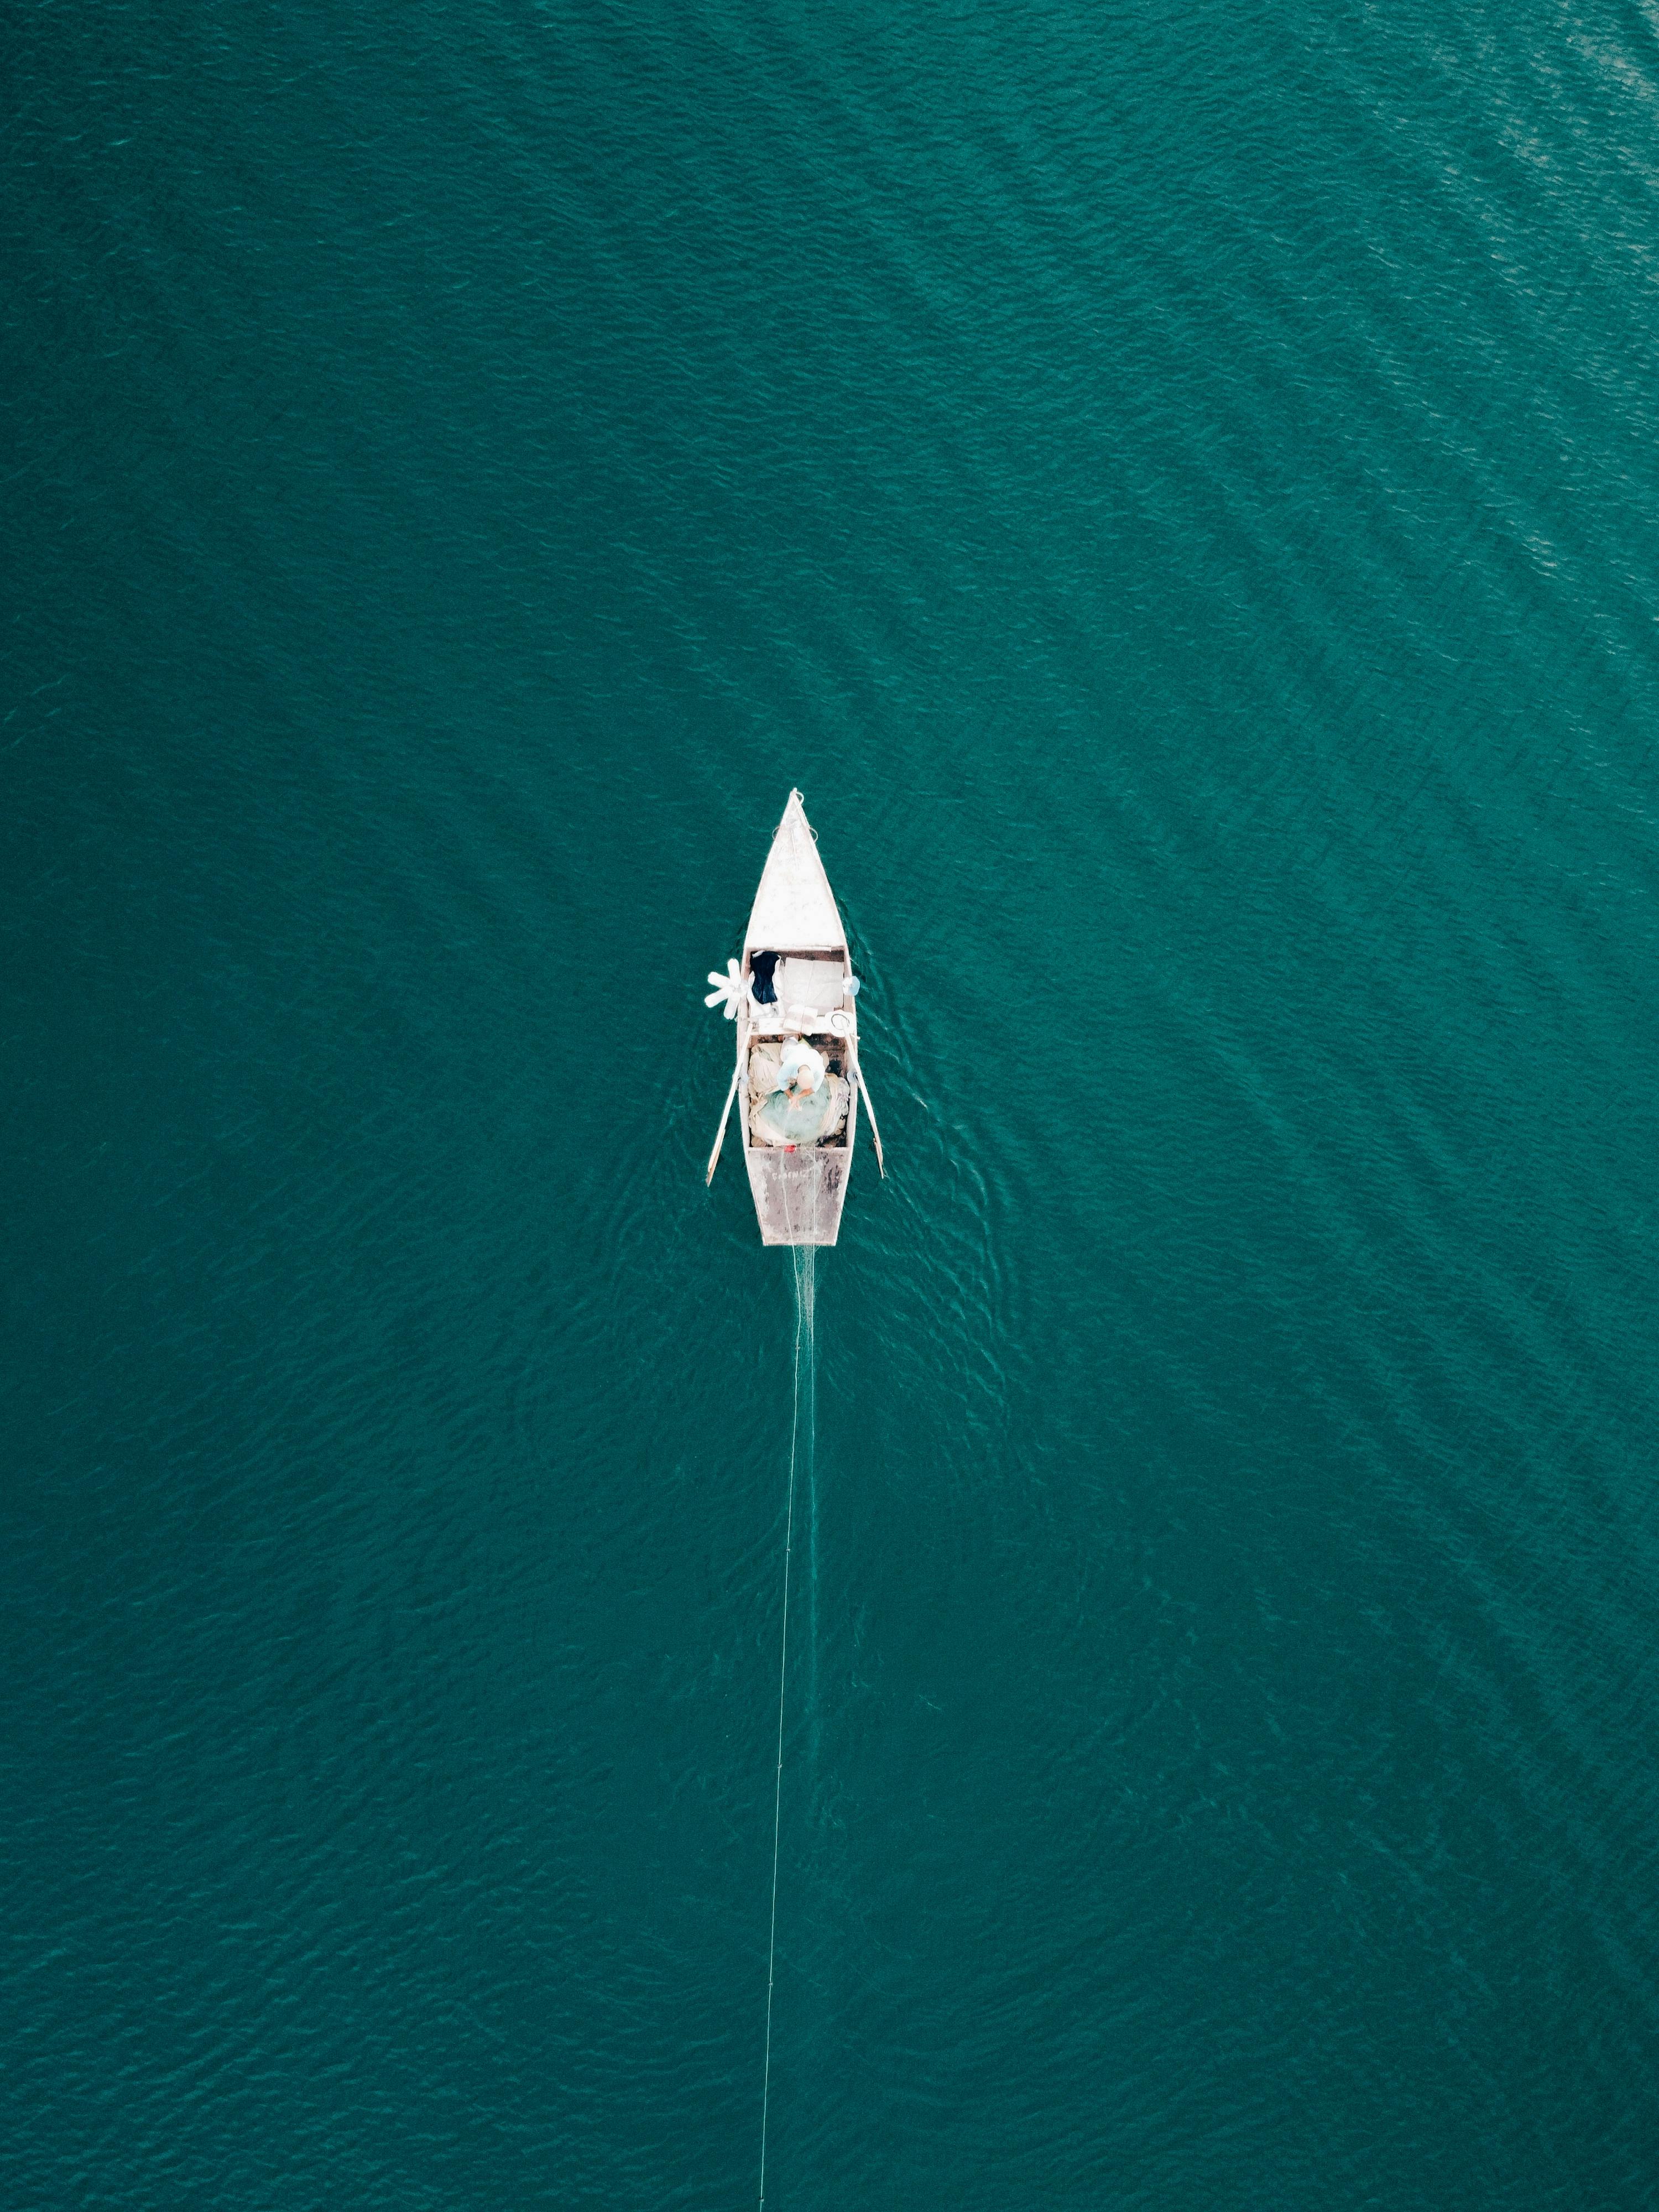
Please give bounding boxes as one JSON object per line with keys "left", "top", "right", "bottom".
{"left": 704, "top": 958, "right": 746, "bottom": 1019}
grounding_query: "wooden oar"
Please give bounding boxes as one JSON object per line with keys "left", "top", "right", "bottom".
{"left": 855, "top": 1064, "right": 886, "bottom": 1178}
{"left": 705, "top": 1060, "right": 743, "bottom": 1185}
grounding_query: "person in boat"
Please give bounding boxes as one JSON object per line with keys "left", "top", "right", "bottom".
{"left": 751, "top": 1039, "right": 848, "bottom": 1147}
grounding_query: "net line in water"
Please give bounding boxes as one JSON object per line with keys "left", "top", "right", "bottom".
{"left": 758, "top": 1242, "right": 815, "bottom": 2212}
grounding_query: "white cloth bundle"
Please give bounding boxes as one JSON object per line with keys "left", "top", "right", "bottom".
{"left": 749, "top": 1042, "right": 783, "bottom": 1100}
{"left": 774, "top": 958, "right": 844, "bottom": 1016}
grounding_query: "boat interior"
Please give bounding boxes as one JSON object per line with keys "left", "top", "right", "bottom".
{"left": 745, "top": 1035, "right": 853, "bottom": 1149}
{"left": 745, "top": 947, "right": 853, "bottom": 1035}
{"left": 744, "top": 950, "right": 855, "bottom": 1152}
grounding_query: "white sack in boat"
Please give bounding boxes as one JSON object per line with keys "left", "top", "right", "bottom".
{"left": 774, "top": 958, "right": 844, "bottom": 1014}
{"left": 749, "top": 1042, "right": 783, "bottom": 1099}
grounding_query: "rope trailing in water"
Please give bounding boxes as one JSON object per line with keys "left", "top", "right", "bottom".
{"left": 758, "top": 1250, "right": 811, "bottom": 2211}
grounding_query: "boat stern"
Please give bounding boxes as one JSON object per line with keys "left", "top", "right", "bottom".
{"left": 743, "top": 1144, "right": 849, "bottom": 1246}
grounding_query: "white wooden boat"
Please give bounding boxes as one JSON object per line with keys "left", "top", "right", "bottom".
{"left": 705, "top": 790, "right": 884, "bottom": 1246}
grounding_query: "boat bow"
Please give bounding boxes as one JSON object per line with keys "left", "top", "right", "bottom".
{"left": 744, "top": 789, "right": 844, "bottom": 951}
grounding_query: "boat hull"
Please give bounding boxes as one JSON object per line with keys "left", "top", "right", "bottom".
{"left": 711, "top": 790, "right": 868, "bottom": 1248}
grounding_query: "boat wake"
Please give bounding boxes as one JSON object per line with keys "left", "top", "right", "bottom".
{"left": 758, "top": 1245, "right": 816, "bottom": 2212}
{"left": 792, "top": 1246, "right": 820, "bottom": 1741}
{"left": 791, "top": 1240, "right": 817, "bottom": 1352}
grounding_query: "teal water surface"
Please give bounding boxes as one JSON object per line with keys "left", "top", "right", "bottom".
{"left": 6, "top": 2, "right": 1659, "bottom": 2205}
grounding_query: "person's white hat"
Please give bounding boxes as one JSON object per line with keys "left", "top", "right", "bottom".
{"left": 779, "top": 1041, "right": 826, "bottom": 1098}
